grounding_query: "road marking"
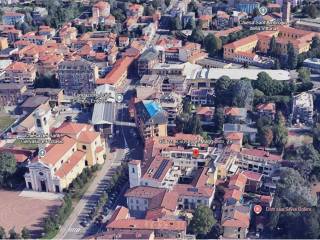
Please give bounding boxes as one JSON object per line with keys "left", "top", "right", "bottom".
{"left": 69, "top": 228, "right": 81, "bottom": 233}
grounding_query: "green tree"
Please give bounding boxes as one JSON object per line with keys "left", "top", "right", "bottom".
{"left": 0, "top": 226, "right": 6, "bottom": 239}
{"left": 311, "top": 36, "right": 320, "bottom": 49}
{"left": 189, "top": 205, "right": 216, "bottom": 236}
{"left": 189, "top": 29, "right": 204, "bottom": 44}
{"left": 214, "top": 107, "right": 224, "bottom": 132}
{"left": 186, "top": 18, "right": 196, "bottom": 30}
{"left": 306, "top": 4, "right": 318, "bottom": 18}
{"left": 273, "top": 59, "right": 281, "bottom": 69}
{"left": 144, "top": 5, "right": 155, "bottom": 16}
{"left": 286, "top": 144, "right": 320, "bottom": 180}
{"left": 287, "top": 42, "right": 297, "bottom": 70}
{"left": 215, "top": 76, "right": 234, "bottom": 106}
{"left": 253, "top": 72, "right": 283, "bottom": 96}
{"left": 188, "top": 0, "right": 197, "bottom": 12}
{"left": 204, "top": 34, "right": 222, "bottom": 56}
{"left": 21, "top": 227, "right": 30, "bottom": 239}
{"left": 298, "top": 67, "right": 311, "bottom": 82}
{"left": 0, "top": 152, "right": 16, "bottom": 187}
{"left": 8, "top": 228, "right": 19, "bottom": 239}
{"left": 170, "top": 16, "right": 182, "bottom": 30}
{"left": 268, "top": 36, "right": 277, "bottom": 57}
{"left": 164, "top": 0, "right": 171, "bottom": 7}
{"left": 313, "top": 124, "right": 320, "bottom": 150}
{"left": 231, "top": 80, "right": 253, "bottom": 108}
{"left": 259, "top": 126, "right": 273, "bottom": 147}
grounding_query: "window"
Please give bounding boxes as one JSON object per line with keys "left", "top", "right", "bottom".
{"left": 132, "top": 167, "right": 135, "bottom": 173}
{"left": 82, "top": 145, "right": 87, "bottom": 150}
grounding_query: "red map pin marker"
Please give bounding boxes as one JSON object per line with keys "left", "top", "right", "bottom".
{"left": 193, "top": 148, "right": 199, "bottom": 158}
{"left": 254, "top": 205, "right": 262, "bottom": 214}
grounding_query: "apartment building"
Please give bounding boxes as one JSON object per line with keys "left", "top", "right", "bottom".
{"left": 0, "top": 83, "right": 27, "bottom": 106}
{"left": 106, "top": 206, "right": 187, "bottom": 239}
{"left": 292, "top": 92, "right": 314, "bottom": 125}
{"left": 137, "top": 48, "right": 159, "bottom": 77}
{"left": 236, "top": 148, "right": 282, "bottom": 176}
{"left": 0, "top": 37, "right": 8, "bottom": 50}
{"left": 125, "top": 186, "right": 178, "bottom": 217}
{"left": 134, "top": 100, "right": 168, "bottom": 140}
{"left": 20, "top": 31, "right": 48, "bottom": 45}
{"left": 92, "top": 1, "right": 110, "bottom": 18}
{"left": 256, "top": 103, "right": 276, "bottom": 119}
{"left": 223, "top": 26, "right": 316, "bottom": 62}
{"left": 2, "top": 12, "right": 25, "bottom": 25}
{"left": 158, "top": 92, "right": 182, "bottom": 128}
{"left": 24, "top": 122, "right": 106, "bottom": 192}
{"left": 57, "top": 59, "right": 98, "bottom": 95}
{"left": 3, "top": 61, "right": 36, "bottom": 85}
{"left": 59, "top": 24, "right": 77, "bottom": 45}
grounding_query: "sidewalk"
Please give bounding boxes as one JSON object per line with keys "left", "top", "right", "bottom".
{"left": 55, "top": 152, "right": 118, "bottom": 239}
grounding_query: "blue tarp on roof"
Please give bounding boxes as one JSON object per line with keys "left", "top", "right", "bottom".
{"left": 143, "top": 100, "right": 161, "bottom": 117}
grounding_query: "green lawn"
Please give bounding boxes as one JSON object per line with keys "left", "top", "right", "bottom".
{"left": 0, "top": 115, "right": 15, "bottom": 132}
{"left": 14, "top": 139, "right": 38, "bottom": 150}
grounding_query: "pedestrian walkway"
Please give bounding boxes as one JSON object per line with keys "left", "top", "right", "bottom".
{"left": 55, "top": 150, "right": 121, "bottom": 239}
{"left": 19, "top": 189, "right": 64, "bottom": 200}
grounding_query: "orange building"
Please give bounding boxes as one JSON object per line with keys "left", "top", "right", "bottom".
{"left": 223, "top": 26, "right": 317, "bottom": 62}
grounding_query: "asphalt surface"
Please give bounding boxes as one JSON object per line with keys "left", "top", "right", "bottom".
{"left": 56, "top": 82, "right": 143, "bottom": 239}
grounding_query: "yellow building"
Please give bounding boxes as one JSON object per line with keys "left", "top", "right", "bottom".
{"left": 25, "top": 122, "right": 106, "bottom": 192}
{"left": 0, "top": 37, "right": 8, "bottom": 50}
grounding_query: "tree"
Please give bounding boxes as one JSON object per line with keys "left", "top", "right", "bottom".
{"left": 259, "top": 126, "right": 273, "bottom": 147}
{"left": 144, "top": 5, "right": 155, "bottom": 16}
{"left": 33, "top": 74, "right": 59, "bottom": 88}
{"left": 306, "top": 4, "right": 318, "bottom": 18}
{"left": 311, "top": 36, "right": 320, "bottom": 49}
{"left": 204, "top": 34, "right": 222, "bottom": 57}
{"left": 188, "top": 0, "right": 197, "bottom": 12}
{"left": 164, "top": 0, "right": 171, "bottom": 7}
{"left": 0, "top": 226, "right": 6, "bottom": 239}
{"left": 286, "top": 144, "right": 320, "bottom": 180}
{"left": 21, "top": 227, "right": 30, "bottom": 239}
{"left": 287, "top": 42, "right": 297, "bottom": 70}
{"left": 273, "top": 59, "right": 281, "bottom": 69}
{"left": 231, "top": 80, "right": 253, "bottom": 108}
{"left": 8, "top": 228, "right": 19, "bottom": 239}
{"left": 253, "top": 72, "right": 283, "bottom": 96}
{"left": 189, "top": 29, "right": 204, "bottom": 44}
{"left": 266, "top": 168, "right": 319, "bottom": 238}
{"left": 215, "top": 76, "right": 234, "bottom": 106}
{"left": 268, "top": 36, "right": 277, "bottom": 57}
{"left": 0, "top": 152, "right": 16, "bottom": 186}
{"left": 313, "top": 124, "right": 320, "bottom": 150}
{"left": 214, "top": 107, "right": 224, "bottom": 132}
{"left": 170, "top": 16, "right": 182, "bottom": 30}
{"left": 191, "top": 115, "right": 202, "bottom": 134}
{"left": 298, "top": 67, "right": 311, "bottom": 82}
{"left": 189, "top": 205, "right": 216, "bottom": 236}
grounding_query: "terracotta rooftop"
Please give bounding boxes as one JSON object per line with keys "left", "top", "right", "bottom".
{"left": 242, "top": 170, "right": 263, "bottom": 182}
{"left": 240, "top": 148, "right": 282, "bottom": 162}
{"left": 256, "top": 103, "right": 276, "bottom": 112}
{"left": 41, "top": 136, "right": 77, "bottom": 166}
{"left": 96, "top": 56, "right": 135, "bottom": 85}
{"left": 55, "top": 150, "right": 86, "bottom": 178}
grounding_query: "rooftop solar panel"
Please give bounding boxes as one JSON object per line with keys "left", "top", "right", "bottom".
{"left": 153, "top": 159, "right": 170, "bottom": 179}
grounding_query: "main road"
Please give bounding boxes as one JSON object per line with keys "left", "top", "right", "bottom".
{"left": 55, "top": 82, "right": 143, "bottom": 239}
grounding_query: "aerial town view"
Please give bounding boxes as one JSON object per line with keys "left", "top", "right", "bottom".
{"left": 0, "top": 0, "right": 320, "bottom": 239}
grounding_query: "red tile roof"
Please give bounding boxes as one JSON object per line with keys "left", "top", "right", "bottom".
{"left": 240, "top": 148, "right": 282, "bottom": 162}
{"left": 96, "top": 56, "right": 135, "bottom": 85}
{"left": 242, "top": 170, "right": 263, "bottom": 182}
{"left": 41, "top": 136, "right": 77, "bottom": 166}
{"left": 55, "top": 150, "right": 85, "bottom": 178}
